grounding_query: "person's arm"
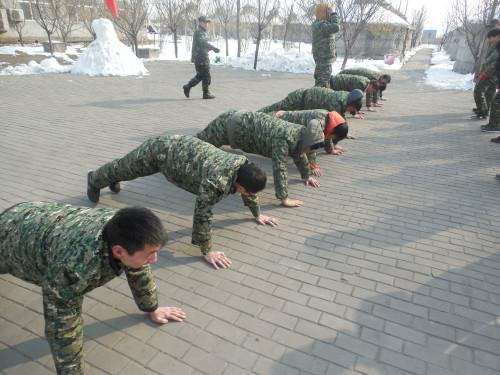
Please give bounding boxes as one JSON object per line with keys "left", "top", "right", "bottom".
{"left": 199, "top": 31, "right": 219, "bottom": 53}
{"left": 319, "top": 13, "right": 340, "bottom": 33}
{"left": 125, "top": 265, "right": 158, "bottom": 312}
{"left": 241, "top": 194, "right": 260, "bottom": 217}
{"left": 292, "top": 151, "right": 312, "bottom": 180}
{"left": 42, "top": 285, "right": 84, "bottom": 375}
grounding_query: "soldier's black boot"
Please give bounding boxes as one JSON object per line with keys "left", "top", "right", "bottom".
{"left": 183, "top": 84, "right": 191, "bottom": 98}
{"left": 109, "top": 182, "right": 121, "bottom": 193}
{"left": 203, "top": 91, "right": 215, "bottom": 99}
{"left": 87, "top": 171, "right": 100, "bottom": 203}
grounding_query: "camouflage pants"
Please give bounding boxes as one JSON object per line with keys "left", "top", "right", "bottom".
{"left": 474, "top": 77, "right": 496, "bottom": 116}
{"left": 487, "top": 91, "right": 500, "bottom": 128}
{"left": 187, "top": 63, "right": 211, "bottom": 93}
{"left": 258, "top": 89, "right": 306, "bottom": 113}
{"left": 90, "top": 138, "right": 166, "bottom": 189}
{"left": 314, "top": 63, "right": 332, "bottom": 87}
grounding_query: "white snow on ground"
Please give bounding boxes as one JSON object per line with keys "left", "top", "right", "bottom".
{"left": 0, "top": 57, "right": 71, "bottom": 76}
{"left": 424, "top": 49, "right": 474, "bottom": 91}
{"left": 71, "top": 18, "right": 148, "bottom": 76}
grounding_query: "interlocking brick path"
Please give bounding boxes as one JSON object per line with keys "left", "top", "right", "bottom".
{"left": 1, "top": 49, "right": 500, "bottom": 375}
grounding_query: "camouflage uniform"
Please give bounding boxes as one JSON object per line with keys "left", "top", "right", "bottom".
{"left": 330, "top": 74, "right": 373, "bottom": 107}
{"left": 483, "top": 41, "right": 500, "bottom": 130}
{"left": 312, "top": 13, "right": 340, "bottom": 87}
{"left": 339, "top": 68, "right": 381, "bottom": 106}
{"left": 89, "top": 135, "right": 260, "bottom": 254}
{"left": 474, "top": 43, "right": 498, "bottom": 117}
{"left": 186, "top": 25, "right": 218, "bottom": 95}
{"left": 0, "top": 202, "right": 158, "bottom": 375}
{"left": 258, "top": 87, "right": 349, "bottom": 117}
{"left": 196, "top": 111, "right": 312, "bottom": 201}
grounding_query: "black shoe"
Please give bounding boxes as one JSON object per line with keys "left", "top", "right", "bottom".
{"left": 87, "top": 171, "right": 100, "bottom": 203}
{"left": 109, "top": 182, "right": 121, "bottom": 193}
{"left": 496, "top": 174, "right": 500, "bottom": 181}
{"left": 183, "top": 84, "right": 190, "bottom": 98}
{"left": 203, "top": 92, "right": 216, "bottom": 99}
{"left": 472, "top": 107, "right": 477, "bottom": 113}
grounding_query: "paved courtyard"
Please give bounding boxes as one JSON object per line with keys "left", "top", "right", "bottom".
{"left": 1, "top": 49, "right": 500, "bottom": 375}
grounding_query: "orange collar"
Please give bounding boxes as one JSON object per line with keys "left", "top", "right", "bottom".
{"left": 324, "top": 111, "right": 345, "bottom": 140}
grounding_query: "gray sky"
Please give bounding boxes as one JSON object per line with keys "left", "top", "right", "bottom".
{"left": 388, "top": 0, "right": 451, "bottom": 34}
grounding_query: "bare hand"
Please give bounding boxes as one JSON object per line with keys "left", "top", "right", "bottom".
{"left": 328, "top": 148, "right": 342, "bottom": 155}
{"left": 375, "top": 102, "right": 383, "bottom": 107}
{"left": 256, "top": 215, "right": 280, "bottom": 226}
{"left": 346, "top": 134, "right": 356, "bottom": 139}
{"left": 281, "top": 198, "right": 303, "bottom": 207}
{"left": 304, "top": 177, "right": 320, "bottom": 187}
{"left": 204, "top": 251, "right": 231, "bottom": 269}
{"left": 312, "top": 167, "right": 322, "bottom": 176}
{"left": 380, "top": 98, "right": 387, "bottom": 101}
{"left": 367, "top": 107, "right": 376, "bottom": 112}
{"left": 149, "top": 306, "right": 186, "bottom": 324}
{"left": 353, "top": 114, "right": 364, "bottom": 119}
{"left": 334, "top": 145, "right": 347, "bottom": 153}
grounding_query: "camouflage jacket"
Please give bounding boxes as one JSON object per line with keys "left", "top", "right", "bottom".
{"left": 0, "top": 202, "right": 159, "bottom": 375}
{"left": 258, "top": 87, "right": 349, "bottom": 117}
{"left": 191, "top": 26, "right": 217, "bottom": 64}
{"left": 339, "top": 68, "right": 381, "bottom": 104}
{"left": 312, "top": 14, "right": 340, "bottom": 63}
{"left": 197, "top": 111, "right": 312, "bottom": 201}
{"left": 482, "top": 42, "right": 499, "bottom": 75}
{"left": 276, "top": 109, "right": 335, "bottom": 160}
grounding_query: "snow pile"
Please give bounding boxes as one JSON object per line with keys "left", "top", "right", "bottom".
{"left": 71, "top": 18, "right": 148, "bottom": 76}
{"left": 424, "top": 50, "right": 474, "bottom": 91}
{"left": 0, "top": 57, "right": 71, "bottom": 76}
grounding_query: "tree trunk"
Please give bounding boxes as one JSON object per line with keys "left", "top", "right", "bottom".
{"left": 224, "top": 25, "right": 229, "bottom": 56}
{"left": 341, "top": 46, "right": 349, "bottom": 70}
{"left": 283, "top": 22, "right": 289, "bottom": 48}
{"left": 134, "top": 37, "right": 139, "bottom": 56}
{"left": 254, "top": 29, "right": 262, "bottom": 70}
{"left": 47, "top": 32, "right": 53, "bottom": 55}
{"left": 236, "top": 0, "right": 241, "bottom": 57}
{"left": 174, "top": 29, "right": 178, "bottom": 58}
{"left": 17, "top": 30, "right": 24, "bottom": 46}
{"left": 401, "top": 27, "right": 409, "bottom": 59}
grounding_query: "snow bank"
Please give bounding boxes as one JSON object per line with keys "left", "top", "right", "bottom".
{"left": 0, "top": 57, "right": 71, "bottom": 76}
{"left": 71, "top": 18, "right": 148, "bottom": 76}
{"left": 424, "top": 50, "right": 474, "bottom": 91}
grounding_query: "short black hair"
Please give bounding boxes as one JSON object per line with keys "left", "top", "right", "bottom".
{"left": 380, "top": 74, "right": 391, "bottom": 82}
{"left": 310, "top": 142, "right": 325, "bottom": 151}
{"left": 236, "top": 162, "right": 267, "bottom": 194}
{"left": 487, "top": 28, "right": 500, "bottom": 38}
{"left": 333, "top": 123, "right": 349, "bottom": 143}
{"left": 103, "top": 207, "right": 167, "bottom": 255}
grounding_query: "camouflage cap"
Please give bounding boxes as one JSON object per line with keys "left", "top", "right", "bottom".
{"left": 198, "top": 15, "right": 211, "bottom": 23}
{"left": 300, "top": 119, "right": 324, "bottom": 150}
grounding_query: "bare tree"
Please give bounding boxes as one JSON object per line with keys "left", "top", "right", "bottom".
{"left": 409, "top": 5, "right": 426, "bottom": 48}
{"left": 54, "top": 0, "right": 79, "bottom": 44}
{"left": 78, "top": 0, "right": 105, "bottom": 40}
{"left": 449, "top": 0, "right": 498, "bottom": 74}
{"left": 113, "top": 0, "right": 150, "bottom": 55}
{"left": 155, "top": 0, "right": 184, "bottom": 58}
{"left": 183, "top": 0, "right": 203, "bottom": 34}
{"left": 6, "top": 0, "right": 26, "bottom": 45}
{"left": 236, "top": 0, "right": 241, "bottom": 56}
{"left": 249, "top": 0, "right": 279, "bottom": 69}
{"left": 280, "top": 0, "right": 297, "bottom": 48}
{"left": 30, "top": 0, "right": 58, "bottom": 54}
{"left": 295, "top": 0, "right": 316, "bottom": 53}
{"left": 213, "top": 0, "right": 236, "bottom": 56}
{"left": 335, "top": 0, "right": 386, "bottom": 70}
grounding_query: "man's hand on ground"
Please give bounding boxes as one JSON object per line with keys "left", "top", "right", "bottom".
{"left": 149, "top": 307, "right": 187, "bottom": 324}
{"left": 367, "top": 107, "right": 376, "bottom": 112}
{"left": 204, "top": 251, "right": 231, "bottom": 269}
{"left": 353, "top": 114, "right": 364, "bottom": 119}
{"left": 334, "top": 145, "right": 347, "bottom": 153}
{"left": 346, "top": 134, "right": 356, "bottom": 139}
{"left": 256, "top": 214, "right": 279, "bottom": 227}
{"left": 281, "top": 198, "right": 303, "bottom": 207}
{"left": 304, "top": 177, "right": 320, "bottom": 187}
{"left": 312, "top": 167, "right": 322, "bottom": 176}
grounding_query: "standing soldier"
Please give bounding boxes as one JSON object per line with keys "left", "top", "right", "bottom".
{"left": 481, "top": 34, "right": 500, "bottom": 133}
{"left": 312, "top": 3, "right": 340, "bottom": 87}
{"left": 472, "top": 29, "right": 500, "bottom": 119}
{"left": 339, "top": 67, "right": 391, "bottom": 107}
{"left": 258, "top": 87, "right": 364, "bottom": 118}
{"left": 330, "top": 74, "right": 380, "bottom": 111}
{"left": 183, "top": 15, "right": 220, "bottom": 99}
{"left": 0, "top": 203, "right": 186, "bottom": 374}
{"left": 87, "top": 135, "right": 278, "bottom": 269}
{"left": 275, "top": 109, "right": 350, "bottom": 161}
{"left": 197, "top": 111, "right": 324, "bottom": 207}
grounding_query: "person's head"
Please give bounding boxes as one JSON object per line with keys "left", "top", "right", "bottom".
{"left": 235, "top": 162, "right": 267, "bottom": 196}
{"left": 487, "top": 28, "right": 500, "bottom": 43}
{"left": 347, "top": 89, "right": 364, "bottom": 115}
{"left": 198, "top": 15, "right": 211, "bottom": 29}
{"left": 300, "top": 119, "right": 325, "bottom": 152}
{"left": 104, "top": 207, "right": 167, "bottom": 268}
{"left": 379, "top": 74, "right": 391, "bottom": 85}
{"left": 366, "top": 80, "right": 379, "bottom": 94}
{"left": 315, "top": 3, "right": 333, "bottom": 21}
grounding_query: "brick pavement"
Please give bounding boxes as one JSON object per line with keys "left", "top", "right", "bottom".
{"left": 1, "top": 49, "right": 500, "bottom": 375}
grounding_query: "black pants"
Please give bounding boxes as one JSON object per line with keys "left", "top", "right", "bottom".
{"left": 187, "top": 63, "right": 211, "bottom": 93}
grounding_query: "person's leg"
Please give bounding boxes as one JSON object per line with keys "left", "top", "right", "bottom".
{"left": 481, "top": 91, "right": 500, "bottom": 132}
{"left": 89, "top": 138, "right": 164, "bottom": 189}
{"left": 183, "top": 64, "right": 203, "bottom": 98}
{"left": 200, "top": 64, "right": 214, "bottom": 99}
{"left": 485, "top": 78, "right": 497, "bottom": 112}
{"left": 474, "top": 79, "right": 489, "bottom": 117}
{"left": 314, "top": 63, "right": 331, "bottom": 87}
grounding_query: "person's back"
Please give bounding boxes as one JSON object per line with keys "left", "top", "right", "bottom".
{"left": 330, "top": 74, "right": 369, "bottom": 92}
{"left": 339, "top": 67, "right": 380, "bottom": 81}
{"left": 0, "top": 202, "right": 115, "bottom": 288}
{"left": 303, "top": 87, "right": 349, "bottom": 114}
